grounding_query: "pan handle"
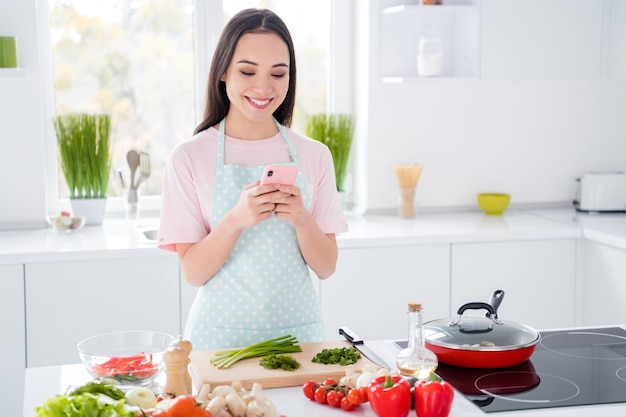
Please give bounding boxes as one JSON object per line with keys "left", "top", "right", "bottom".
{"left": 449, "top": 302, "right": 503, "bottom": 328}
{"left": 487, "top": 290, "right": 505, "bottom": 320}
{"left": 456, "top": 302, "right": 496, "bottom": 316}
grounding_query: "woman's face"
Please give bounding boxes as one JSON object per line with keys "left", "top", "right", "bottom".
{"left": 221, "top": 32, "right": 290, "bottom": 130}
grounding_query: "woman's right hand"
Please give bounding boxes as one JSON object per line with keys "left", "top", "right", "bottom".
{"left": 228, "top": 181, "right": 290, "bottom": 230}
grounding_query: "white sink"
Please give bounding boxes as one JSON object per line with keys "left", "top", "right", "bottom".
{"left": 132, "top": 226, "right": 159, "bottom": 243}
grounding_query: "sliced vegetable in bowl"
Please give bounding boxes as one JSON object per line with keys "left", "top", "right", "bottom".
{"left": 78, "top": 330, "right": 176, "bottom": 388}
{"left": 48, "top": 211, "right": 85, "bottom": 232}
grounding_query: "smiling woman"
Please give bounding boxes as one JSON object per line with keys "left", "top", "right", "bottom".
{"left": 43, "top": 0, "right": 331, "bottom": 215}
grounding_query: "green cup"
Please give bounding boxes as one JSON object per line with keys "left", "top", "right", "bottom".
{"left": 0, "top": 36, "right": 18, "bottom": 68}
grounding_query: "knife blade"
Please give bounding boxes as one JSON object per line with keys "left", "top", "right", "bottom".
{"left": 339, "top": 326, "right": 390, "bottom": 369}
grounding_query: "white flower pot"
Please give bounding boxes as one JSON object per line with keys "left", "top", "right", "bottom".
{"left": 70, "top": 198, "right": 107, "bottom": 225}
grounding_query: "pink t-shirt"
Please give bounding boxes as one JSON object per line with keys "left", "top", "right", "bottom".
{"left": 158, "top": 125, "right": 348, "bottom": 252}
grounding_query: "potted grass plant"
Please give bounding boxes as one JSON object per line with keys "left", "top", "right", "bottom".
{"left": 54, "top": 113, "right": 112, "bottom": 225}
{"left": 305, "top": 113, "right": 355, "bottom": 193}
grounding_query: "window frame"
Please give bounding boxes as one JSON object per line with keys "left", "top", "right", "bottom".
{"left": 40, "top": 0, "right": 353, "bottom": 218}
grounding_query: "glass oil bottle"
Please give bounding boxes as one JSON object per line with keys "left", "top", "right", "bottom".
{"left": 395, "top": 302, "right": 438, "bottom": 380}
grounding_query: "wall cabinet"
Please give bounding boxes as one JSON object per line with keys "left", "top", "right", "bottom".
{"left": 481, "top": 0, "right": 605, "bottom": 80}
{"left": 380, "top": 0, "right": 481, "bottom": 81}
{"left": 581, "top": 240, "right": 626, "bottom": 326}
{"left": 24, "top": 256, "right": 180, "bottom": 367}
{"left": 321, "top": 244, "right": 451, "bottom": 341}
{"left": 378, "top": 0, "right": 626, "bottom": 82}
{"left": 450, "top": 239, "right": 577, "bottom": 330}
{"left": 0, "top": 264, "right": 25, "bottom": 417}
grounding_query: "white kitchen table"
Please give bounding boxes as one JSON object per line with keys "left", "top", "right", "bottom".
{"left": 24, "top": 346, "right": 626, "bottom": 417}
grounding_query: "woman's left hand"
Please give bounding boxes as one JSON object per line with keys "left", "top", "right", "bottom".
{"left": 272, "top": 184, "right": 308, "bottom": 226}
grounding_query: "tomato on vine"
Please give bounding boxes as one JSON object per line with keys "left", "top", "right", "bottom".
{"left": 327, "top": 390, "right": 345, "bottom": 408}
{"left": 302, "top": 380, "right": 318, "bottom": 401}
{"left": 341, "top": 396, "right": 358, "bottom": 411}
{"left": 347, "top": 388, "right": 364, "bottom": 406}
{"left": 314, "top": 386, "right": 328, "bottom": 404}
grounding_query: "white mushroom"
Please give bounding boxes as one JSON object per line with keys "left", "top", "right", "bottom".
{"left": 245, "top": 394, "right": 276, "bottom": 417}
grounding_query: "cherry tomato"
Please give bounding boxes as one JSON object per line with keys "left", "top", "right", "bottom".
{"left": 347, "top": 388, "right": 364, "bottom": 405}
{"left": 359, "top": 386, "right": 369, "bottom": 403}
{"left": 314, "top": 386, "right": 328, "bottom": 404}
{"left": 302, "top": 380, "right": 318, "bottom": 400}
{"left": 341, "top": 396, "right": 358, "bottom": 411}
{"left": 167, "top": 395, "right": 197, "bottom": 417}
{"left": 327, "top": 389, "right": 345, "bottom": 408}
{"left": 323, "top": 378, "right": 337, "bottom": 386}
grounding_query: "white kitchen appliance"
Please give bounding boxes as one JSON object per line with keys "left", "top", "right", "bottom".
{"left": 574, "top": 172, "right": 626, "bottom": 212}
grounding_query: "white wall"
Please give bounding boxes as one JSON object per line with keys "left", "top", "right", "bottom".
{"left": 2, "top": 0, "right": 626, "bottom": 227}
{"left": 354, "top": 0, "right": 626, "bottom": 213}
{"left": 360, "top": 78, "right": 626, "bottom": 211}
{"left": 0, "top": 0, "right": 48, "bottom": 228}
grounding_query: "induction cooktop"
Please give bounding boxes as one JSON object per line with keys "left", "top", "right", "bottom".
{"left": 396, "top": 326, "right": 626, "bottom": 413}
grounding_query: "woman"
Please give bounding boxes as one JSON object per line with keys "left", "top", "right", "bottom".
{"left": 158, "top": 8, "right": 348, "bottom": 350}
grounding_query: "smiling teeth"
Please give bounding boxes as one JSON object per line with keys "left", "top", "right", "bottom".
{"left": 249, "top": 97, "right": 270, "bottom": 106}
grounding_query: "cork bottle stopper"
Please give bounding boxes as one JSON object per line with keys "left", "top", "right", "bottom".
{"left": 408, "top": 303, "right": 422, "bottom": 312}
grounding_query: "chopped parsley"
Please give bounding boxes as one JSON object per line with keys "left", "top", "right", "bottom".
{"left": 311, "top": 347, "right": 361, "bottom": 365}
{"left": 260, "top": 354, "right": 301, "bottom": 371}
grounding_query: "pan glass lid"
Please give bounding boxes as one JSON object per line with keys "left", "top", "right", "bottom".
{"left": 424, "top": 318, "right": 539, "bottom": 349}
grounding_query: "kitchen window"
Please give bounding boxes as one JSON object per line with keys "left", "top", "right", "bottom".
{"left": 43, "top": 0, "right": 344, "bottom": 215}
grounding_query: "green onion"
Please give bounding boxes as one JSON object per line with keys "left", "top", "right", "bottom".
{"left": 210, "top": 335, "right": 302, "bottom": 369}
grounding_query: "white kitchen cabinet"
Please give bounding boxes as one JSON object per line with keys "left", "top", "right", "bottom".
{"left": 581, "top": 240, "right": 626, "bottom": 326}
{"left": 451, "top": 239, "right": 577, "bottom": 330}
{"left": 321, "top": 244, "right": 450, "bottom": 342}
{"left": 0, "top": 264, "right": 25, "bottom": 417}
{"left": 25, "top": 255, "right": 180, "bottom": 367}
{"left": 380, "top": 0, "right": 481, "bottom": 81}
{"left": 481, "top": 0, "right": 605, "bottom": 80}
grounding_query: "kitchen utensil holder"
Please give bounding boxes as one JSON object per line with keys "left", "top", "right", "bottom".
{"left": 125, "top": 189, "right": 139, "bottom": 223}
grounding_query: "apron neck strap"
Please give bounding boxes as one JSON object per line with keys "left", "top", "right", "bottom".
{"left": 217, "top": 118, "right": 298, "bottom": 165}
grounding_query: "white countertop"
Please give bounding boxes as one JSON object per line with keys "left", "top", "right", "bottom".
{"left": 3, "top": 207, "right": 626, "bottom": 264}
{"left": 23, "top": 354, "right": 626, "bottom": 417}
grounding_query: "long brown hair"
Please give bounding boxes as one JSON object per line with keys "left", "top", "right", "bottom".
{"left": 194, "top": 8, "right": 297, "bottom": 134}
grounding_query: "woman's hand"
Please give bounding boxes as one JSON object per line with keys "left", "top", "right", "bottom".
{"left": 228, "top": 181, "right": 292, "bottom": 230}
{"left": 271, "top": 184, "right": 308, "bottom": 226}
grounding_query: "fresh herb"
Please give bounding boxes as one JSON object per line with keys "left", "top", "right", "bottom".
{"left": 210, "top": 335, "right": 302, "bottom": 369}
{"left": 311, "top": 347, "right": 361, "bottom": 365}
{"left": 68, "top": 380, "right": 125, "bottom": 400}
{"left": 305, "top": 113, "right": 355, "bottom": 191}
{"left": 54, "top": 113, "right": 112, "bottom": 199}
{"left": 260, "top": 354, "right": 301, "bottom": 371}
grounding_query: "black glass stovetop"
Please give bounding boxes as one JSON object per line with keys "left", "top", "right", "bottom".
{"left": 396, "top": 327, "right": 626, "bottom": 413}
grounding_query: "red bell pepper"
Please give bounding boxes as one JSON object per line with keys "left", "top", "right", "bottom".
{"left": 413, "top": 373, "right": 454, "bottom": 417}
{"left": 368, "top": 374, "right": 412, "bottom": 417}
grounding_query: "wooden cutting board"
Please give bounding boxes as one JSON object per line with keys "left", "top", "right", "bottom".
{"left": 189, "top": 340, "right": 379, "bottom": 390}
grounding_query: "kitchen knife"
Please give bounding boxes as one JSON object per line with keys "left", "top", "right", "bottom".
{"left": 339, "top": 326, "right": 390, "bottom": 369}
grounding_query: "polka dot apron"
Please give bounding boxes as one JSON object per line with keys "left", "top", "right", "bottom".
{"left": 183, "top": 118, "right": 325, "bottom": 350}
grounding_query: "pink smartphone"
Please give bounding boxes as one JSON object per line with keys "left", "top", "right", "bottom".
{"left": 260, "top": 165, "right": 298, "bottom": 185}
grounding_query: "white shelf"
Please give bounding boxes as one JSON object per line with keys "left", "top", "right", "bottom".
{"left": 381, "top": 75, "right": 478, "bottom": 83}
{"left": 0, "top": 68, "right": 26, "bottom": 77}
{"left": 379, "top": 1, "right": 482, "bottom": 79}
{"left": 383, "top": 4, "right": 478, "bottom": 14}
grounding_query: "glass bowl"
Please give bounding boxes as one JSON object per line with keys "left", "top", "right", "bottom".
{"left": 77, "top": 330, "right": 176, "bottom": 389}
{"left": 48, "top": 212, "right": 85, "bottom": 232}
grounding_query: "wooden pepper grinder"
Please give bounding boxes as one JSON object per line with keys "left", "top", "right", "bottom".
{"left": 163, "top": 336, "right": 193, "bottom": 396}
